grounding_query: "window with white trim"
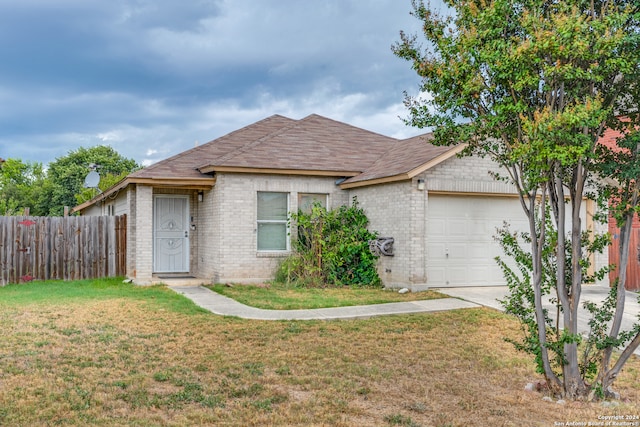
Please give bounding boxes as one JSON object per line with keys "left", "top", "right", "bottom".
{"left": 257, "top": 192, "right": 289, "bottom": 251}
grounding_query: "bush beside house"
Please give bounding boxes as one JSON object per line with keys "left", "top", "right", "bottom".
{"left": 276, "top": 198, "right": 381, "bottom": 288}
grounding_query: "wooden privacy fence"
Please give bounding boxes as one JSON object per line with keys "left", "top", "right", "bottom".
{"left": 0, "top": 215, "right": 126, "bottom": 285}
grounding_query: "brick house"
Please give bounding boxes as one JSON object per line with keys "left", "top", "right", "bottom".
{"left": 73, "top": 114, "right": 605, "bottom": 289}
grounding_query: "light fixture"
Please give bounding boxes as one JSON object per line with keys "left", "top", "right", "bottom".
{"left": 417, "top": 179, "right": 425, "bottom": 191}
{"left": 198, "top": 191, "right": 204, "bottom": 202}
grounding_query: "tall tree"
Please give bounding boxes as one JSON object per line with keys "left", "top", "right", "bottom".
{"left": 42, "top": 145, "right": 139, "bottom": 216}
{"left": 0, "top": 158, "right": 46, "bottom": 215}
{"left": 394, "top": 0, "right": 640, "bottom": 399}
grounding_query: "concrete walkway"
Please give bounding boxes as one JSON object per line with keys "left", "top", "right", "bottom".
{"left": 168, "top": 283, "right": 640, "bottom": 357}
{"left": 169, "top": 284, "right": 640, "bottom": 355}
{"left": 168, "top": 285, "right": 480, "bottom": 320}
{"left": 168, "top": 284, "right": 640, "bottom": 326}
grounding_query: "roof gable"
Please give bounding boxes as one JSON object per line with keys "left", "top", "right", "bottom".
{"left": 340, "top": 134, "right": 464, "bottom": 188}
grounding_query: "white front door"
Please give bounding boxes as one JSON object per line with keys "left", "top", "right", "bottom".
{"left": 154, "top": 195, "right": 189, "bottom": 273}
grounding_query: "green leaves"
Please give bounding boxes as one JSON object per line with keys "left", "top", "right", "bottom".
{"left": 0, "top": 146, "right": 139, "bottom": 216}
{"left": 276, "top": 198, "right": 381, "bottom": 288}
{"left": 0, "top": 158, "right": 46, "bottom": 215}
{"left": 396, "top": 0, "right": 640, "bottom": 400}
{"left": 43, "top": 146, "right": 139, "bottom": 216}
{"left": 394, "top": 0, "right": 640, "bottom": 162}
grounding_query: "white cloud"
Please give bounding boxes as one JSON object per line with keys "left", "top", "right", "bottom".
{"left": 97, "top": 131, "right": 123, "bottom": 142}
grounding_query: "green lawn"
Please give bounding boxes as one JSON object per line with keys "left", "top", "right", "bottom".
{"left": 0, "top": 277, "right": 206, "bottom": 314}
{"left": 206, "top": 282, "right": 446, "bottom": 310}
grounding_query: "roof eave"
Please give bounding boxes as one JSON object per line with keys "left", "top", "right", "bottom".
{"left": 198, "top": 165, "right": 361, "bottom": 177}
{"left": 339, "top": 173, "right": 411, "bottom": 189}
{"left": 339, "top": 144, "right": 467, "bottom": 189}
{"left": 71, "top": 176, "right": 216, "bottom": 214}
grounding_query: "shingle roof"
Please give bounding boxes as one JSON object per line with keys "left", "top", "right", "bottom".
{"left": 130, "top": 114, "right": 297, "bottom": 180}
{"left": 73, "top": 114, "right": 465, "bottom": 212}
{"left": 130, "top": 113, "right": 459, "bottom": 183}
{"left": 342, "top": 133, "right": 456, "bottom": 185}
{"left": 130, "top": 113, "right": 417, "bottom": 180}
{"left": 205, "top": 114, "right": 397, "bottom": 173}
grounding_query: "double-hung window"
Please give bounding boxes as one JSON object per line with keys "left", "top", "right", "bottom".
{"left": 257, "top": 192, "right": 289, "bottom": 251}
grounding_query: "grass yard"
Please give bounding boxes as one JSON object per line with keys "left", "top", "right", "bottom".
{"left": 1, "top": 278, "right": 639, "bottom": 426}
{"left": 207, "top": 282, "right": 446, "bottom": 310}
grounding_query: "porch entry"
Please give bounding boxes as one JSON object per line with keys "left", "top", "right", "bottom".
{"left": 154, "top": 195, "right": 190, "bottom": 273}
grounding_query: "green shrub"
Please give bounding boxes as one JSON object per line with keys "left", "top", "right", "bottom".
{"left": 276, "top": 197, "right": 381, "bottom": 288}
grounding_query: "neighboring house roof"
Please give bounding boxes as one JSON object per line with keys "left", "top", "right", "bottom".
{"left": 73, "top": 114, "right": 462, "bottom": 212}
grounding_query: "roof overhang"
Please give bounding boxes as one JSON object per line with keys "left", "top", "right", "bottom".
{"left": 339, "top": 144, "right": 467, "bottom": 189}
{"left": 72, "top": 176, "right": 216, "bottom": 214}
{"left": 197, "top": 165, "right": 361, "bottom": 177}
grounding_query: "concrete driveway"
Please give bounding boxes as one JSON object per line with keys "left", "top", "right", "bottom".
{"left": 438, "top": 284, "right": 640, "bottom": 355}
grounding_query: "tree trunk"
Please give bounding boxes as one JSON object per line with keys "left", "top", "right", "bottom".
{"left": 550, "top": 166, "right": 587, "bottom": 398}
{"left": 563, "top": 164, "right": 591, "bottom": 397}
{"left": 600, "top": 213, "right": 631, "bottom": 377}
{"left": 564, "top": 181, "right": 586, "bottom": 398}
{"left": 526, "top": 192, "right": 562, "bottom": 390}
{"left": 602, "top": 331, "right": 640, "bottom": 393}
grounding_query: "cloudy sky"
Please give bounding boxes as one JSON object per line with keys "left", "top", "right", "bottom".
{"left": 0, "top": 0, "right": 442, "bottom": 167}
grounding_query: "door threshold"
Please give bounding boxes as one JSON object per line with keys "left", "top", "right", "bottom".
{"left": 156, "top": 274, "right": 195, "bottom": 279}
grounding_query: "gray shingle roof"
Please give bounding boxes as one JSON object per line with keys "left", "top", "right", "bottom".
{"left": 207, "top": 114, "right": 396, "bottom": 173}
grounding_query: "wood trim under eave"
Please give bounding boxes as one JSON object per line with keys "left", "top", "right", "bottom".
{"left": 198, "top": 165, "right": 362, "bottom": 177}
{"left": 425, "top": 190, "right": 520, "bottom": 197}
{"left": 339, "top": 173, "right": 411, "bottom": 189}
{"left": 71, "top": 176, "right": 216, "bottom": 213}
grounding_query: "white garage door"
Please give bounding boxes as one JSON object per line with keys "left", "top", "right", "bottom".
{"left": 426, "top": 195, "right": 528, "bottom": 287}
